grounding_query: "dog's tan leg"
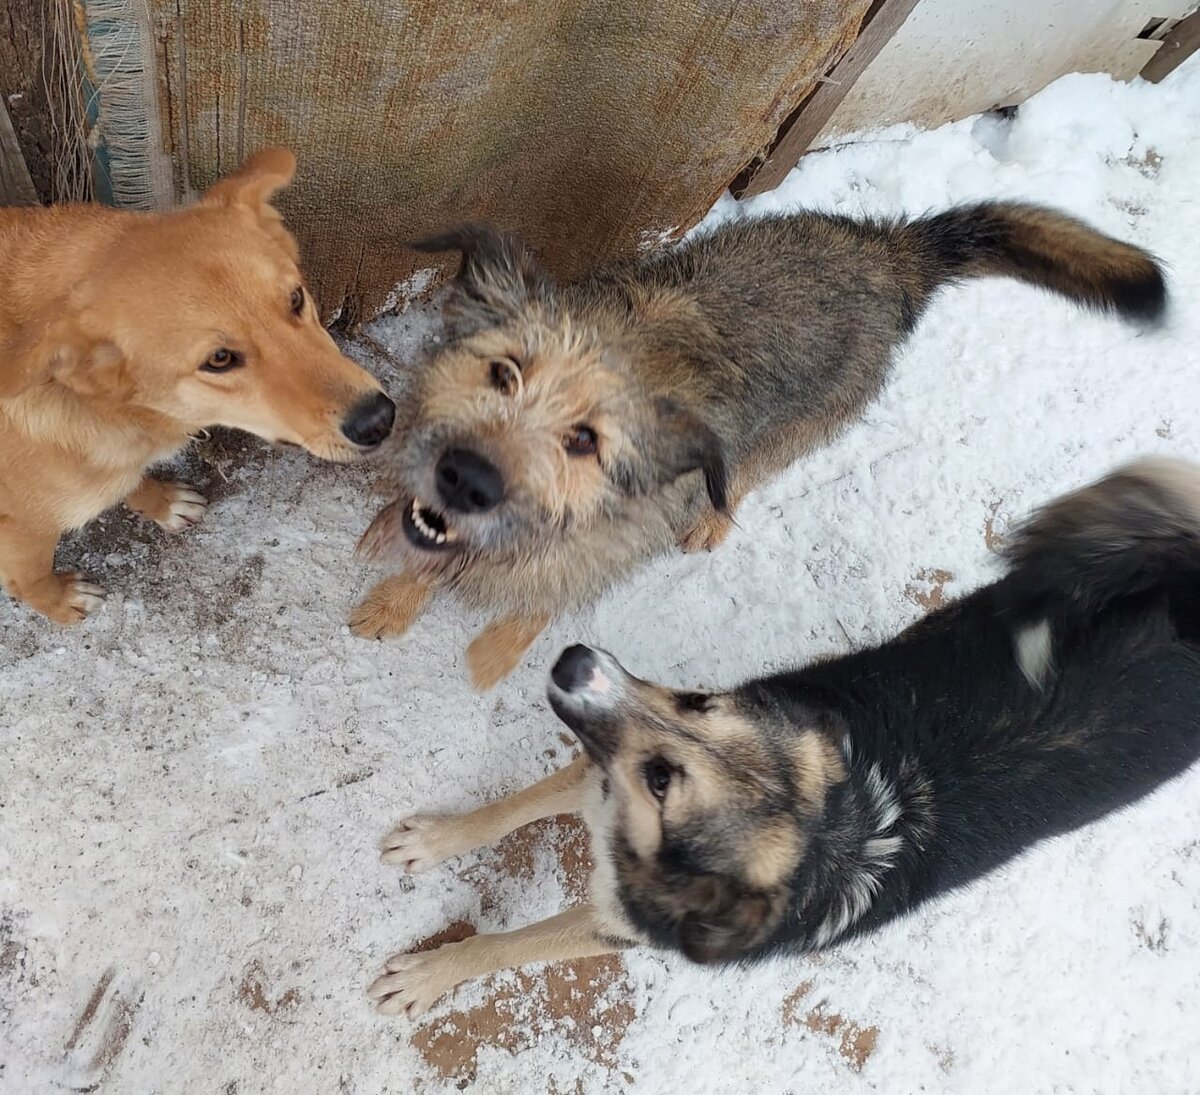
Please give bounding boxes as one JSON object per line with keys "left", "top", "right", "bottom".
{"left": 0, "top": 523, "right": 105, "bottom": 624}
{"left": 369, "top": 903, "right": 625, "bottom": 1017}
{"left": 349, "top": 572, "right": 434, "bottom": 639}
{"left": 381, "top": 756, "right": 592, "bottom": 872}
{"left": 124, "top": 476, "right": 208, "bottom": 532}
{"left": 680, "top": 421, "right": 824, "bottom": 553}
{"left": 466, "top": 610, "right": 549, "bottom": 689}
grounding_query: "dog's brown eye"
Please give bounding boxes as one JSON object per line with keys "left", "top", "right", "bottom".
{"left": 644, "top": 759, "right": 673, "bottom": 802}
{"left": 290, "top": 286, "right": 305, "bottom": 316}
{"left": 564, "top": 425, "right": 598, "bottom": 457}
{"left": 200, "top": 347, "right": 244, "bottom": 373}
{"left": 489, "top": 358, "right": 521, "bottom": 395}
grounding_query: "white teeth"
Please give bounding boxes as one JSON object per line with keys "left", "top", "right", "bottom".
{"left": 410, "top": 497, "right": 455, "bottom": 545}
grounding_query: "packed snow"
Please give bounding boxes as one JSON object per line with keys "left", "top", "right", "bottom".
{"left": 3, "top": 58, "right": 1199, "bottom": 1094}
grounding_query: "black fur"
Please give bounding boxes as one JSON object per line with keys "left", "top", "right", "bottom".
{"left": 735, "top": 461, "right": 1200, "bottom": 956}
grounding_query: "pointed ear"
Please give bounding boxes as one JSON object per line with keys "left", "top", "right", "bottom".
{"left": 611, "top": 398, "right": 728, "bottom": 511}
{"left": 677, "top": 876, "right": 783, "bottom": 964}
{"left": 202, "top": 147, "right": 296, "bottom": 209}
{"left": 412, "top": 224, "right": 551, "bottom": 335}
{"left": 41, "top": 321, "right": 131, "bottom": 401}
{"left": 200, "top": 148, "right": 299, "bottom": 259}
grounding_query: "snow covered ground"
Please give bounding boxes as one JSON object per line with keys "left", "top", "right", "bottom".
{"left": 4, "top": 59, "right": 1200, "bottom": 1094}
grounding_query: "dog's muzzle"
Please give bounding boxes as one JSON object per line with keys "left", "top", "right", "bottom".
{"left": 547, "top": 645, "right": 628, "bottom": 761}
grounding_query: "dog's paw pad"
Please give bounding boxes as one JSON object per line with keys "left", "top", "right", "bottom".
{"left": 380, "top": 816, "right": 467, "bottom": 872}
{"left": 157, "top": 484, "right": 208, "bottom": 532}
{"left": 679, "top": 510, "right": 735, "bottom": 554}
{"left": 368, "top": 949, "right": 458, "bottom": 1017}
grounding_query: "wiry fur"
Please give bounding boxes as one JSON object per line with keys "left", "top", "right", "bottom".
{"left": 354, "top": 204, "right": 1165, "bottom": 688}
{"left": 368, "top": 459, "right": 1200, "bottom": 1016}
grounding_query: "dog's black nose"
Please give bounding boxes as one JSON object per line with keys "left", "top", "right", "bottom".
{"left": 551, "top": 645, "right": 596, "bottom": 692}
{"left": 436, "top": 448, "right": 504, "bottom": 513}
{"left": 341, "top": 392, "right": 396, "bottom": 448}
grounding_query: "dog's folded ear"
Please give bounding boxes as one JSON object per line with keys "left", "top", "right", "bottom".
{"left": 26, "top": 317, "right": 132, "bottom": 402}
{"left": 200, "top": 147, "right": 299, "bottom": 259}
{"left": 1, "top": 317, "right": 129, "bottom": 401}
{"left": 676, "top": 875, "right": 785, "bottom": 964}
{"left": 611, "top": 398, "right": 728, "bottom": 511}
{"left": 412, "top": 224, "right": 551, "bottom": 335}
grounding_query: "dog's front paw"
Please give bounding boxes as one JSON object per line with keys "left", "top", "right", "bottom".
{"left": 37, "top": 573, "right": 106, "bottom": 625}
{"left": 381, "top": 815, "right": 475, "bottom": 873}
{"left": 679, "top": 509, "right": 735, "bottom": 553}
{"left": 466, "top": 612, "right": 547, "bottom": 690}
{"left": 156, "top": 484, "right": 208, "bottom": 532}
{"left": 467, "top": 634, "right": 522, "bottom": 690}
{"left": 368, "top": 946, "right": 466, "bottom": 1017}
{"left": 350, "top": 575, "right": 431, "bottom": 640}
{"left": 127, "top": 480, "right": 207, "bottom": 532}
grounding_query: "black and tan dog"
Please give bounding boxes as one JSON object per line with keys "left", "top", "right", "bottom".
{"left": 352, "top": 205, "right": 1165, "bottom": 687}
{"left": 369, "top": 458, "right": 1200, "bottom": 1017}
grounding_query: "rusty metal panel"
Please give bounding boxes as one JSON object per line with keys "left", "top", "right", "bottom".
{"left": 133, "top": 0, "right": 871, "bottom": 322}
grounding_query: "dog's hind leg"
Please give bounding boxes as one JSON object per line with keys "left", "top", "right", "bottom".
{"left": 0, "top": 521, "right": 105, "bottom": 624}
{"left": 680, "top": 418, "right": 826, "bottom": 553}
{"left": 124, "top": 476, "right": 208, "bottom": 532}
{"left": 381, "top": 756, "right": 592, "bottom": 873}
{"left": 369, "top": 903, "right": 626, "bottom": 1017}
{"left": 467, "top": 610, "right": 549, "bottom": 689}
{"left": 349, "top": 571, "right": 434, "bottom": 639}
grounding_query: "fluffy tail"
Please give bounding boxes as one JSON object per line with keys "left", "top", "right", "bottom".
{"left": 901, "top": 203, "right": 1166, "bottom": 323}
{"left": 1000, "top": 458, "right": 1200, "bottom": 685}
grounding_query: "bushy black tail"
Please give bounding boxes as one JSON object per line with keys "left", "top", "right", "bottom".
{"left": 1000, "top": 459, "right": 1200, "bottom": 684}
{"left": 902, "top": 202, "right": 1166, "bottom": 323}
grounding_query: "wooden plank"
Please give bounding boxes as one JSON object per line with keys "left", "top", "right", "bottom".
{"left": 1140, "top": 10, "right": 1200, "bottom": 83}
{"left": 734, "top": 0, "right": 920, "bottom": 200}
{"left": 156, "top": 0, "right": 876, "bottom": 324}
{"left": 1, "top": 97, "right": 39, "bottom": 205}
{"left": 1, "top": 0, "right": 54, "bottom": 203}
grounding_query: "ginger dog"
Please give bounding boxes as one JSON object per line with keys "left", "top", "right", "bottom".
{"left": 0, "top": 149, "right": 395, "bottom": 624}
{"left": 354, "top": 205, "right": 1164, "bottom": 688}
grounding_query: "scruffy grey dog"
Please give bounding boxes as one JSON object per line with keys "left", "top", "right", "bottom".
{"left": 353, "top": 204, "right": 1165, "bottom": 688}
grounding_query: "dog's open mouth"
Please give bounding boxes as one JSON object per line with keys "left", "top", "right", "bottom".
{"left": 403, "top": 497, "right": 461, "bottom": 551}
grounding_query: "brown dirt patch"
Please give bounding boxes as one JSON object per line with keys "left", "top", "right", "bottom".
{"left": 412, "top": 920, "right": 478, "bottom": 952}
{"left": 413, "top": 818, "right": 632, "bottom": 1084}
{"left": 65, "top": 968, "right": 116, "bottom": 1052}
{"left": 237, "top": 959, "right": 302, "bottom": 1015}
{"left": 462, "top": 814, "right": 592, "bottom": 915}
{"left": 904, "top": 568, "right": 953, "bottom": 611}
{"left": 411, "top": 953, "right": 635, "bottom": 1085}
{"left": 984, "top": 498, "right": 1008, "bottom": 552}
{"left": 782, "top": 981, "right": 879, "bottom": 1073}
{"left": 63, "top": 967, "right": 142, "bottom": 1083}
